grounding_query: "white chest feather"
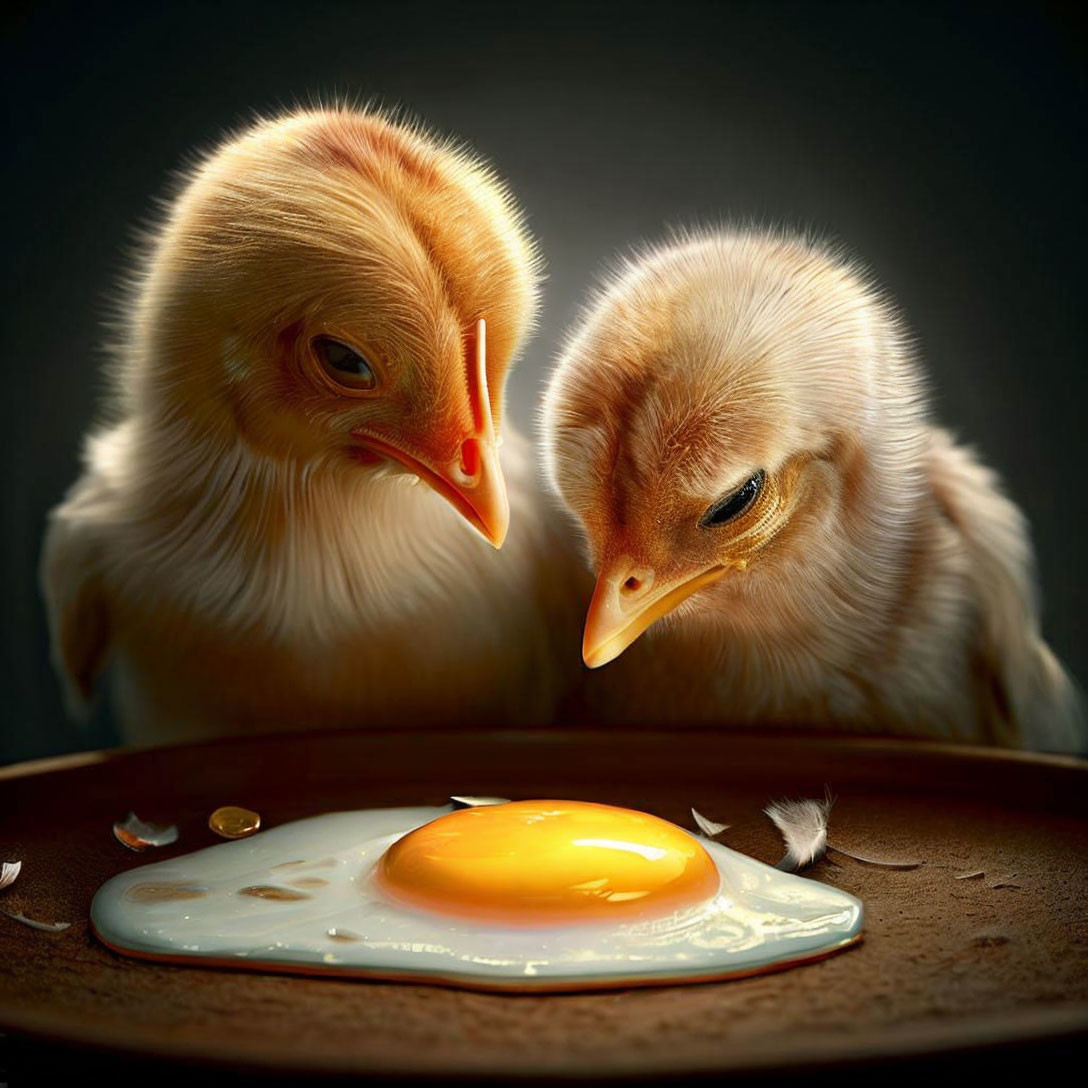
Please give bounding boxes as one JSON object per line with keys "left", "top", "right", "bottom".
{"left": 71, "top": 422, "right": 576, "bottom": 743}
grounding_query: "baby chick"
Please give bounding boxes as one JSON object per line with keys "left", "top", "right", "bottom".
{"left": 543, "top": 230, "right": 1083, "bottom": 750}
{"left": 42, "top": 107, "right": 580, "bottom": 745}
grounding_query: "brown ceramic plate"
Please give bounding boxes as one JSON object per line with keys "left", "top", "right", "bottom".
{"left": 1, "top": 729, "right": 1086, "bottom": 1079}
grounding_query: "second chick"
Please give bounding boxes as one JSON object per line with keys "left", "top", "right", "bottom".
{"left": 542, "top": 230, "right": 1082, "bottom": 751}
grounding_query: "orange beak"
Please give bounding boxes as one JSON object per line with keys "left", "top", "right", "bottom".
{"left": 353, "top": 318, "right": 510, "bottom": 548}
{"left": 582, "top": 561, "right": 731, "bottom": 668}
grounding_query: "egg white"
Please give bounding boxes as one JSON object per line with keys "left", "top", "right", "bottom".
{"left": 90, "top": 805, "right": 863, "bottom": 991}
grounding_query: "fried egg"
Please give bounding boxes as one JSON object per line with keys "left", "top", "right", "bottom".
{"left": 90, "top": 799, "right": 863, "bottom": 991}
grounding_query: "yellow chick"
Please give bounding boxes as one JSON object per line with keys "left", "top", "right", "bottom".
{"left": 542, "top": 230, "right": 1083, "bottom": 751}
{"left": 42, "top": 107, "right": 580, "bottom": 745}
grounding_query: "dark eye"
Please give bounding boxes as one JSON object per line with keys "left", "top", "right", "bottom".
{"left": 312, "top": 336, "right": 377, "bottom": 391}
{"left": 699, "top": 470, "right": 765, "bottom": 528}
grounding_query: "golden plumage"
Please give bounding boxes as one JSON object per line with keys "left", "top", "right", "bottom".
{"left": 542, "top": 229, "right": 1083, "bottom": 751}
{"left": 41, "top": 107, "right": 581, "bottom": 744}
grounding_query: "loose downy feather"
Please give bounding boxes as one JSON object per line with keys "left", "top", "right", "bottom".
{"left": 765, "top": 797, "right": 831, "bottom": 871}
{"left": 765, "top": 793, "right": 922, "bottom": 871}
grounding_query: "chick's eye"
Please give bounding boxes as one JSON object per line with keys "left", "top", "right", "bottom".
{"left": 313, "top": 337, "right": 377, "bottom": 391}
{"left": 699, "top": 470, "right": 766, "bottom": 528}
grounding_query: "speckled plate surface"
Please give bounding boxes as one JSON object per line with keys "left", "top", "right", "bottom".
{"left": 1, "top": 729, "right": 1086, "bottom": 1078}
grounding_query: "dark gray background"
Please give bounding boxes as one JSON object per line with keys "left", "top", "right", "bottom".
{"left": 3, "top": 1, "right": 1083, "bottom": 763}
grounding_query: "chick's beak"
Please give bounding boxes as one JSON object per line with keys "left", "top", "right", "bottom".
{"left": 353, "top": 432, "right": 509, "bottom": 548}
{"left": 352, "top": 319, "right": 509, "bottom": 548}
{"left": 582, "top": 561, "right": 730, "bottom": 668}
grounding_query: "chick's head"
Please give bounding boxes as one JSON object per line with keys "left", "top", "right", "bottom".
{"left": 132, "top": 108, "right": 540, "bottom": 546}
{"left": 542, "top": 231, "right": 925, "bottom": 667}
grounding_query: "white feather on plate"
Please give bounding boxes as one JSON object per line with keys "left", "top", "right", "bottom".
{"left": 765, "top": 793, "right": 923, "bottom": 871}
{"left": 765, "top": 798, "right": 831, "bottom": 871}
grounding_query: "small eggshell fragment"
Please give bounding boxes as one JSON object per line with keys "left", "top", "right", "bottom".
{"left": 113, "top": 812, "right": 179, "bottom": 851}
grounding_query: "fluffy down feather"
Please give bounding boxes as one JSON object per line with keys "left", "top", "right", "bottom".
{"left": 764, "top": 798, "right": 830, "bottom": 870}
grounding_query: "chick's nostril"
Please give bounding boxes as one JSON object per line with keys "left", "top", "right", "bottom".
{"left": 619, "top": 568, "right": 654, "bottom": 598}
{"left": 459, "top": 439, "right": 480, "bottom": 480}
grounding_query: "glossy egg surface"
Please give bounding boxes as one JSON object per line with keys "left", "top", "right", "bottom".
{"left": 90, "top": 800, "right": 863, "bottom": 991}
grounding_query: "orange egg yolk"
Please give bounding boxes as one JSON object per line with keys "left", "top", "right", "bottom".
{"left": 375, "top": 800, "right": 721, "bottom": 926}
